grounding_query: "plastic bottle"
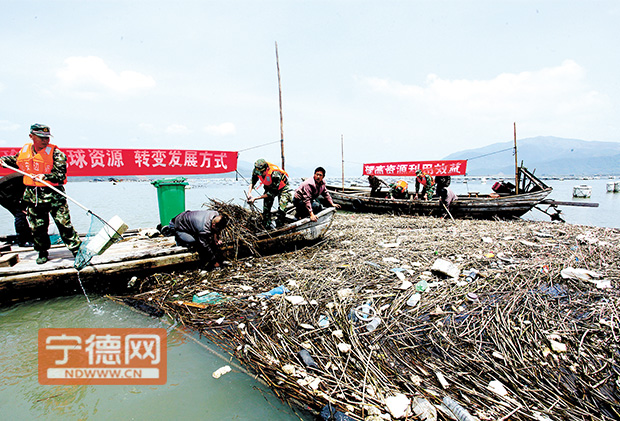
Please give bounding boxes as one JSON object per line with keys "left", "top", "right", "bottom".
{"left": 406, "top": 292, "right": 421, "bottom": 307}
{"left": 320, "top": 404, "right": 356, "bottom": 421}
{"left": 465, "top": 269, "right": 478, "bottom": 282}
{"left": 442, "top": 396, "right": 476, "bottom": 421}
{"left": 415, "top": 279, "right": 428, "bottom": 292}
{"left": 366, "top": 316, "right": 382, "bottom": 332}
{"left": 257, "top": 285, "right": 289, "bottom": 298}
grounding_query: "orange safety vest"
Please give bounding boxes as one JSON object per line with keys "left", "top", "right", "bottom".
{"left": 416, "top": 172, "right": 435, "bottom": 186}
{"left": 258, "top": 162, "right": 288, "bottom": 190}
{"left": 16, "top": 143, "right": 64, "bottom": 186}
{"left": 394, "top": 180, "right": 408, "bottom": 192}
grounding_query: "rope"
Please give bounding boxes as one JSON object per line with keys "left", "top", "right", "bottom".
{"left": 237, "top": 140, "right": 280, "bottom": 153}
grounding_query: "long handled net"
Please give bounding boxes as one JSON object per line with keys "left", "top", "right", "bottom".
{"left": 1, "top": 163, "right": 127, "bottom": 270}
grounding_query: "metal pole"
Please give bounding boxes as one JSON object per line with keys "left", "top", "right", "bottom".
{"left": 514, "top": 122, "right": 519, "bottom": 195}
{"left": 275, "top": 42, "right": 285, "bottom": 170}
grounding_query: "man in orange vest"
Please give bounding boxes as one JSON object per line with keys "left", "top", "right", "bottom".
{"left": 388, "top": 180, "right": 410, "bottom": 199}
{"left": 247, "top": 159, "right": 293, "bottom": 229}
{"left": 414, "top": 169, "right": 436, "bottom": 201}
{"left": 1, "top": 124, "right": 81, "bottom": 264}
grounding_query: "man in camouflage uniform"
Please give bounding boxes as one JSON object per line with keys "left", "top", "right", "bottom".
{"left": 1, "top": 124, "right": 81, "bottom": 264}
{"left": 414, "top": 169, "right": 436, "bottom": 201}
{"left": 246, "top": 159, "right": 292, "bottom": 229}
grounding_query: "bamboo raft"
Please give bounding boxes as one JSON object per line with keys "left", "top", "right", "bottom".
{"left": 118, "top": 212, "right": 620, "bottom": 420}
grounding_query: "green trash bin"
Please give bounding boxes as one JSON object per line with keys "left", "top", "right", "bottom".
{"left": 151, "top": 177, "right": 189, "bottom": 226}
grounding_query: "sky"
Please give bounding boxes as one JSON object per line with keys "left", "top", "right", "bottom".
{"left": 1, "top": 1, "right": 619, "bottom": 177}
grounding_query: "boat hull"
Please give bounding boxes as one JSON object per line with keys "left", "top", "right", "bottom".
{"left": 326, "top": 186, "right": 552, "bottom": 220}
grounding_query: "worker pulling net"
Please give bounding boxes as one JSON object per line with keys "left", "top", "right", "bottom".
{"left": 74, "top": 213, "right": 128, "bottom": 270}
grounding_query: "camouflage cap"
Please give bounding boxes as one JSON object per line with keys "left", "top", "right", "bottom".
{"left": 30, "top": 123, "right": 52, "bottom": 138}
{"left": 254, "top": 159, "right": 268, "bottom": 171}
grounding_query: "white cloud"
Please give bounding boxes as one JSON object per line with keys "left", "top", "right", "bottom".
{"left": 359, "top": 60, "right": 610, "bottom": 125}
{"left": 165, "top": 124, "right": 192, "bottom": 135}
{"left": 55, "top": 56, "right": 156, "bottom": 99}
{"left": 138, "top": 123, "right": 157, "bottom": 134}
{"left": 203, "top": 122, "right": 236, "bottom": 136}
{"left": 0, "top": 120, "right": 20, "bottom": 132}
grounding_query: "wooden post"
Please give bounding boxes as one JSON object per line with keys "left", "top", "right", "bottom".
{"left": 341, "top": 135, "right": 345, "bottom": 191}
{"left": 275, "top": 42, "right": 285, "bottom": 170}
{"left": 514, "top": 122, "right": 519, "bottom": 195}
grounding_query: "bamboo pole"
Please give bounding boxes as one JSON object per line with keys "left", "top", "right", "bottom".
{"left": 514, "top": 122, "right": 519, "bottom": 195}
{"left": 341, "top": 135, "right": 345, "bottom": 191}
{"left": 275, "top": 42, "right": 285, "bottom": 170}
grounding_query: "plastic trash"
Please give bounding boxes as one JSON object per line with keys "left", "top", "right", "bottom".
{"left": 415, "top": 279, "right": 428, "bottom": 292}
{"left": 385, "top": 394, "right": 411, "bottom": 419}
{"left": 466, "top": 292, "right": 479, "bottom": 302}
{"left": 465, "top": 269, "right": 478, "bottom": 282}
{"left": 352, "top": 303, "right": 376, "bottom": 322}
{"left": 297, "top": 349, "right": 319, "bottom": 370}
{"left": 257, "top": 285, "right": 290, "bottom": 298}
{"left": 431, "top": 259, "right": 460, "bottom": 279}
{"left": 319, "top": 404, "right": 355, "bottom": 421}
{"left": 192, "top": 291, "right": 223, "bottom": 304}
{"left": 318, "top": 315, "right": 330, "bottom": 328}
{"left": 412, "top": 397, "right": 437, "bottom": 421}
{"left": 366, "top": 316, "right": 382, "bottom": 332}
{"left": 407, "top": 292, "right": 421, "bottom": 307}
{"left": 442, "top": 396, "right": 475, "bottom": 421}
{"left": 212, "top": 365, "right": 231, "bottom": 379}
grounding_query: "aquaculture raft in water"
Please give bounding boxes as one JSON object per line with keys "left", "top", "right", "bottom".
{"left": 124, "top": 213, "right": 620, "bottom": 420}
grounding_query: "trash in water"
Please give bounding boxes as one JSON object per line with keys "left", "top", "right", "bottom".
{"left": 351, "top": 303, "right": 376, "bottom": 322}
{"left": 285, "top": 295, "right": 307, "bottom": 305}
{"left": 466, "top": 292, "right": 479, "bottom": 302}
{"left": 385, "top": 393, "right": 411, "bottom": 419}
{"left": 412, "top": 397, "right": 437, "bottom": 421}
{"left": 488, "top": 379, "right": 508, "bottom": 396}
{"left": 337, "top": 343, "right": 351, "bottom": 353}
{"left": 297, "top": 349, "right": 319, "bottom": 370}
{"left": 464, "top": 269, "right": 478, "bottom": 282}
{"left": 366, "top": 316, "right": 381, "bottom": 332}
{"left": 431, "top": 259, "right": 460, "bottom": 279}
{"left": 192, "top": 291, "right": 223, "bottom": 304}
{"left": 442, "top": 396, "right": 475, "bottom": 421}
{"left": 212, "top": 365, "right": 231, "bottom": 379}
{"left": 415, "top": 279, "right": 428, "bottom": 292}
{"left": 319, "top": 404, "right": 356, "bottom": 421}
{"left": 257, "top": 285, "right": 289, "bottom": 298}
{"left": 407, "top": 292, "right": 421, "bottom": 307}
{"left": 318, "top": 315, "right": 330, "bottom": 328}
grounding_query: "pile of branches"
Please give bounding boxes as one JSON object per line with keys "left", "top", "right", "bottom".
{"left": 125, "top": 213, "right": 620, "bottom": 420}
{"left": 207, "top": 199, "right": 264, "bottom": 257}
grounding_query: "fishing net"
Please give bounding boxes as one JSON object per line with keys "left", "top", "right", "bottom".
{"left": 74, "top": 213, "right": 127, "bottom": 270}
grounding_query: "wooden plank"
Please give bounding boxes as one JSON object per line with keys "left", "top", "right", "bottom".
{"left": 0, "top": 253, "right": 19, "bottom": 267}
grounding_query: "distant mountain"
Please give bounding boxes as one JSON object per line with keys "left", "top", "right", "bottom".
{"left": 443, "top": 136, "right": 620, "bottom": 176}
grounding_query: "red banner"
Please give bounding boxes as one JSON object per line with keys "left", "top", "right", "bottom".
{"left": 363, "top": 160, "right": 467, "bottom": 177}
{"left": 0, "top": 147, "right": 238, "bottom": 177}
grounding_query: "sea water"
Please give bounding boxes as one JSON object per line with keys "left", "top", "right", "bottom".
{"left": 0, "top": 176, "right": 617, "bottom": 419}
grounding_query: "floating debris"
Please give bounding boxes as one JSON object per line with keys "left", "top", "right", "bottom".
{"left": 119, "top": 212, "right": 620, "bottom": 420}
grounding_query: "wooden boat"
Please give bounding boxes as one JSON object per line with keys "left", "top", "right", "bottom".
{"left": 327, "top": 167, "right": 553, "bottom": 220}
{"left": 0, "top": 208, "right": 336, "bottom": 304}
